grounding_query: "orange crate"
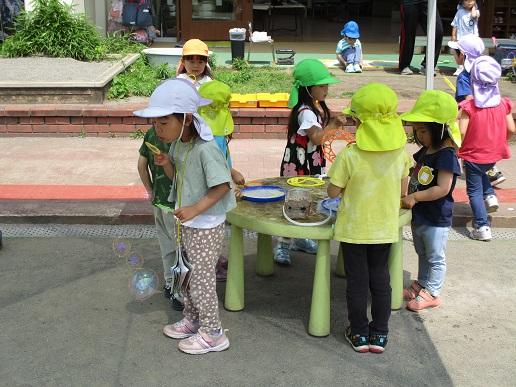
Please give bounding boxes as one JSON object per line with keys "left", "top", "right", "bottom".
{"left": 230, "top": 94, "right": 258, "bottom": 108}
{"left": 257, "top": 93, "right": 289, "bottom": 108}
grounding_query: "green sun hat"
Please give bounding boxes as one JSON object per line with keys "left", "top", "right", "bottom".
{"left": 198, "top": 80, "right": 234, "bottom": 137}
{"left": 288, "top": 59, "right": 340, "bottom": 108}
{"left": 342, "top": 83, "right": 407, "bottom": 151}
{"left": 400, "top": 90, "right": 461, "bottom": 147}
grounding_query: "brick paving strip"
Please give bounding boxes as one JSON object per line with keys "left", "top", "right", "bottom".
{"left": 1, "top": 184, "right": 515, "bottom": 204}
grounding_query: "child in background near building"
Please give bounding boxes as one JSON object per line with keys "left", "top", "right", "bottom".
{"left": 327, "top": 83, "right": 410, "bottom": 353}
{"left": 458, "top": 56, "right": 515, "bottom": 241}
{"left": 451, "top": 0, "right": 480, "bottom": 75}
{"left": 134, "top": 78, "right": 236, "bottom": 354}
{"left": 176, "top": 39, "right": 213, "bottom": 87}
{"left": 336, "top": 21, "right": 363, "bottom": 73}
{"left": 137, "top": 123, "right": 183, "bottom": 311}
{"left": 400, "top": 91, "right": 462, "bottom": 312}
{"left": 275, "top": 59, "right": 339, "bottom": 265}
{"left": 198, "top": 80, "right": 246, "bottom": 281}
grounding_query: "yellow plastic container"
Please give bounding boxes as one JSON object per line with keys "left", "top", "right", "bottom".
{"left": 257, "top": 93, "right": 289, "bottom": 108}
{"left": 230, "top": 94, "right": 258, "bottom": 108}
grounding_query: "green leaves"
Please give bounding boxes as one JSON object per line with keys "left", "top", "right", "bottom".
{"left": 213, "top": 65, "right": 291, "bottom": 94}
{"left": 107, "top": 57, "right": 175, "bottom": 99}
{"left": 0, "top": 0, "right": 141, "bottom": 61}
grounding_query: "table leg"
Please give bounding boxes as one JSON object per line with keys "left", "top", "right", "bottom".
{"left": 256, "top": 233, "right": 274, "bottom": 276}
{"left": 224, "top": 224, "right": 245, "bottom": 311}
{"left": 389, "top": 228, "right": 404, "bottom": 310}
{"left": 308, "top": 239, "right": 331, "bottom": 337}
{"left": 335, "top": 242, "right": 346, "bottom": 277}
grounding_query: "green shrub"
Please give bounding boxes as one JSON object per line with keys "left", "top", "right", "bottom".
{"left": 1, "top": 0, "right": 106, "bottom": 61}
{"left": 0, "top": 0, "right": 142, "bottom": 61}
{"left": 108, "top": 56, "right": 175, "bottom": 99}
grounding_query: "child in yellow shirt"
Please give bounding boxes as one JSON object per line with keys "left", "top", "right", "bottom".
{"left": 327, "top": 83, "right": 411, "bottom": 354}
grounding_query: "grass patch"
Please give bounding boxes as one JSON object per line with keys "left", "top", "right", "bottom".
{"left": 213, "top": 59, "right": 291, "bottom": 94}
{"left": 108, "top": 56, "right": 175, "bottom": 99}
{"left": 108, "top": 57, "right": 292, "bottom": 99}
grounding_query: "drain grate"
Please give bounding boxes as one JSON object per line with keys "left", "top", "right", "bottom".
{"left": 1, "top": 224, "right": 515, "bottom": 241}
{"left": 0, "top": 223, "right": 259, "bottom": 240}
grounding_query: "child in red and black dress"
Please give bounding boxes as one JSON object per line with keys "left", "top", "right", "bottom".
{"left": 275, "top": 59, "right": 339, "bottom": 265}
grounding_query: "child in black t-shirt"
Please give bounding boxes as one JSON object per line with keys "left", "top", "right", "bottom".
{"left": 400, "top": 91, "right": 462, "bottom": 312}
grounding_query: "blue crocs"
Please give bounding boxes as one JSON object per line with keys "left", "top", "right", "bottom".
{"left": 274, "top": 242, "right": 291, "bottom": 265}
{"left": 291, "top": 238, "right": 317, "bottom": 254}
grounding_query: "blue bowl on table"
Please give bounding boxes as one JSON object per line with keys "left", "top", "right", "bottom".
{"left": 240, "top": 185, "right": 287, "bottom": 203}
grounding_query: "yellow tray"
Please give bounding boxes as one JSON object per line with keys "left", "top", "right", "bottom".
{"left": 230, "top": 93, "right": 258, "bottom": 108}
{"left": 257, "top": 93, "right": 289, "bottom": 108}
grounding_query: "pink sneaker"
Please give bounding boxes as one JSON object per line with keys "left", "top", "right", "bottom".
{"left": 406, "top": 289, "right": 441, "bottom": 312}
{"left": 163, "top": 318, "right": 200, "bottom": 339}
{"left": 403, "top": 280, "right": 423, "bottom": 300}
{"left": 178, "top": 330, "right": 230, "bottom": 355}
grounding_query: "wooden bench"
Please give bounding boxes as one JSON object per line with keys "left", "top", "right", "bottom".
{"left": 412, "top": 36, "right": 495, "bottom": 54}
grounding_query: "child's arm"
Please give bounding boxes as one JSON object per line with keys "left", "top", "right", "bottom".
{"left": 506, "top": 113, "right": 516, "bottom": 140}
{"left": 458, "top": 109, "right": 470, "bottom": 137}
{"left": 174, "top": 182, "right": 230, "bottom": 223}
{"left": 327, "top": 183, "right": 343, "bottom": 198}
{"left": 137, "top": 155, "right": 153, "bottom": 199}
{"left": 306, "top": 126, "right": 325, "bottom": 145}
{"left": 402, "top": 170, "right": 454, "bottom": 209}
{"left": 231, "top": 167, "right": 245, "bottom": 185}
{"left": 451, "top": 26, "right": 458, "bottom": 41}
{"left": 401, "top": 176, "right": 409, "bottom": 198}
{"left": 153, "top": 153, "right": 175, "bottom": 179}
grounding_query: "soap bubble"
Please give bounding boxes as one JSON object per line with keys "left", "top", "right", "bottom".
{"left": 126, "top": 253, "right": 144, "bottom": 269}
{"left": 129, "top": 269, "right": 159, "bottom": 301}
{"left": 113, "top": 238, "right": 132, "bottom": 258}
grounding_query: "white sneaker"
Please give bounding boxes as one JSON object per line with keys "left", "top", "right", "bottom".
{"left": 353, "top": 63, "right": 362, "bottom": 73}
{"left": 453, "top": 65, "right": 464, "bottom": 76}
{"left": 484, "top": 194, "right": 499, "bottom": 213}
{"left": 400, "top": 66, "right": 413, "bottom": 75}
{"left": 420, "top": 65, "right": 437, "bottom": 76}
{"left": 345, "top": 63, "right": 354, "bottom": 73}
{"left": 470, "top": 226, "right": 492, "bottom": 241}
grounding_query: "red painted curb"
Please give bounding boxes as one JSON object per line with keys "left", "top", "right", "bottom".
{"left": 0, "top": 185, "right": 147, "bottom": 201}
{"left": 2, "top": 185, "right": 516, "bottom": 203}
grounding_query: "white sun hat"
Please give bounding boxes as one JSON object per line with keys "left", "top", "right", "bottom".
{"left": 134, "top": 78, "right": 214, "bottom": 140}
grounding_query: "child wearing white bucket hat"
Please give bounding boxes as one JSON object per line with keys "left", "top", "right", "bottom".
{"left": 134, "top": 78, "right": 236, "bottom": 354}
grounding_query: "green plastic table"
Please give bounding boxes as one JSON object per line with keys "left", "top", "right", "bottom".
{"left": 224, "top": 177, "right": 411, "bottom": 337}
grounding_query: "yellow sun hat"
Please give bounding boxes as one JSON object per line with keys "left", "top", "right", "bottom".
{"left": 198, "top": 80, "right": 234, "bottom": 137}
{"left": 182, "top": 39, "right": 209, "bottom": 57}
{"left": 342, "top": 83, "right": 407, "bottom": 151}
{"left": 400, "top": 90, "right": 461, "bottom": 147}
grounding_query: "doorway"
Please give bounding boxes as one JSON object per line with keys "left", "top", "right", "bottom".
{"left": 155, "top": 0, "right": 178, "bottom": 41}
{"left": 178, "top": 0, "right": 252, "bottom": 41}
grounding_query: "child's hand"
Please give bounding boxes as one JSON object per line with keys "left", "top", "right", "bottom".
{"left": 401, "top": 194, "right": 417, "bottom": 209}
{"left": 231, "top": 169, "right": 245, "bottom": 186}
{"left": 471, "top": 6, "right": 480, "bottom": 18}
{"left": 174, "top": 205, "right": 199, "bottom": 223}
{"left": 153, "top": 153, "right": 170, "bottom": 167}
{"left": 234, "top": 186, "right": 243, "bottom": 199}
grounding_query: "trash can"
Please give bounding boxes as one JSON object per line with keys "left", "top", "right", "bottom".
{"left": 229, "top": 28, "right": 246, "bottom": 61}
